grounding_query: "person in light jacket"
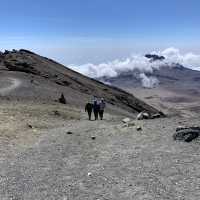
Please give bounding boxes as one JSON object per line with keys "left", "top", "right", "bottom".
{"left": 99, "top": 98, "right": 106, "bottom": 120}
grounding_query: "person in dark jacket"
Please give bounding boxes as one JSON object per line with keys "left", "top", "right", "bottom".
{"left": 99, "top": 98, "right": 106, "bottom": 120}
{"left": 93, "top": 100, "right": 100, "bottom": 120}
{"left": 85, "top": 102, "right": 93, "bottom": 120}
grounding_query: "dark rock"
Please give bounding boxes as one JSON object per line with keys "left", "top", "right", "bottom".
{"left": 42, "top": 74, "right": 49, "bottom": 79}
{"left": 27, "top": 123, "right": 33, "bottom": 129}
{"left": 145, "top": 54, "right": 165, "bottom": 61}
{"left": 4, "top": 50, "right": 10, "bottom": 55}
{"left": 66, "top": 131, "right": 73, "bottom": 135}
{"left": 173, "top": 127, "right": 200, "bottom": 142}
{"left": 176, "top": 126, "right": 200, "bottom": 132}
{"left": 91, "top": 136, "right": 96, "bottom": 140}
{"left": 58, "top": 93, "right": 66, "bottom": 104}
{"left": 184, "top": 132, "right": 199, "bottom": 142}
{"left": 12, "top": 49, "right": 17, "bottom": 53}
{"left": 136, "top": 126, "right": 142, "bottom": 131}
{"left": 152, "top": 113, "right": 161, "bottom": 119}
{"left": 55, "top": 80, "right": 71, "bottom": 86}
{"left": 53, "top": 110, "right": 61, "bottom": 116}
{"left": 4, "top": 60, "right": 40, "bottom": 75}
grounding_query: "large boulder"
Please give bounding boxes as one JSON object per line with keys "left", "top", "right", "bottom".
{"left": 173, "top": 127, "right": 200, "bottom": 142}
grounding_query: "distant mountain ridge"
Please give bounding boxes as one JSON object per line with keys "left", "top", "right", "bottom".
{"left": 96, "top": 53, "right": 200, "bottom": 117}
{"left": 99, "top": 53, "right": 200, "bottom": 89}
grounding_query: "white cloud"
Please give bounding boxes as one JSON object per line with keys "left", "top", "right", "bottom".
{"left": 139, "top": 73, "right": 159, "bottom": 88}
{"left": 69, "top": 47, "right": 200, "bottom": 86}
{"left": 69, "top": 55, "right": 162, "bottom": 78}
{"left": 160, "top": 48, "right": 200, "bottom": 70}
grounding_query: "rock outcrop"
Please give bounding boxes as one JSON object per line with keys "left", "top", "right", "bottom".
{"left": 173, "top": 127, "right": 200, "bottom": 142}
{"left": 145, "top": 54, "right": 165, "bottom": 61}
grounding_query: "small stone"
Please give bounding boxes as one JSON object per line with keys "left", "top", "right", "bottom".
{"left": 128, "top": 121, "right": 135, "bottom": 127}
{"left": 152, "top": 113, "right": 161, "bottom": 119}
{"left": 66, "top": 131, "right": 73, "bottom": 135}
{"left": 122, "top": 118, "right": 131, "bottom": 123}
{"left": 91, "top": 136, "right": 96, "bottom": 140}
{"left": 27, "top": 123, "right": 33, "bottom": 129}
{"left": 88, "top": 172, "right": 92, "bottom": 176}
{"left": 122, "top": 124, "right": 128, "bottom": 128}
{"left": 54, "top": 110, "right": 61, "bottom": 116}
{"left": 176, "top": 126, "right": 185, "bottom": 132}
{"left": 59, "top": 93, "right": 67, "bottom": 104}
{"left": 136, "top": 126, "right": 142, "bottom": 131}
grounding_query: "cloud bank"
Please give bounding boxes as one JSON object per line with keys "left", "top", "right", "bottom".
{"left": 69, "top": 47, "right": 200, "bottom": 88}
{"left": 139, "top": 73, "right": 159, "bottom": 88}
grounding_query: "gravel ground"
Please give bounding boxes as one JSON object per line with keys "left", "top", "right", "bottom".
{"left": 0, "top": 111, "right": 200, "bottom": 200}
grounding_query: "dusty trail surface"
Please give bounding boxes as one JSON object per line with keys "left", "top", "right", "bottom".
{"left": 0, "top": 77, "right": 21, "bottom": 95}
{"left": 0, "top": 109, "right": 200, "bottom": 200}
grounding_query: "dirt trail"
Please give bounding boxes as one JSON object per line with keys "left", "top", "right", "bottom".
{"left": 0, "top": 113, "right": 200, "bottom": 200}
{"left": 0, "top": 77, "right": 21, "bottom": 95}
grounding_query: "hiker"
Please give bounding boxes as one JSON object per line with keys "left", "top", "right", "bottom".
{"left": 93, "top": 100, "right": 100, "bottom": 120}
{"left": 99, "top": 98, "right": 106, "bottom": 120}
{"left": 92, "top": 96, "right": 98, "bottom": 104}
{"left": 85, "top": 102, "right": 93, "bottom": 120}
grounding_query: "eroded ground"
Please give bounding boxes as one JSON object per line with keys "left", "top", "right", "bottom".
{"left": 0, "top": 101, "right": 200, "bottom": 199}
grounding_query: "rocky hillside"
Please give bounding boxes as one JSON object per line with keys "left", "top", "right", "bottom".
{"left": 0, "top": 49, "right": 163, "bottom": 116}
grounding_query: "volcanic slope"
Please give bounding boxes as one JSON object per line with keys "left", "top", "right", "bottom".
{"left": 0, "top": 49, "right": 162, "bottom": 116}
{"left": 101, "top": 64, "right": 200, "bottom": 117}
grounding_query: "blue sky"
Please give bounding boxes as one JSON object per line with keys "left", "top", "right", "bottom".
{"left": 0, "top": 0, "right": 200, "bottom": 64}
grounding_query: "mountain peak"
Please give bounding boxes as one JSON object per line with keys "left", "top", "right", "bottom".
{"left": 145, "top": 54, "right": 165, "bottom": 61}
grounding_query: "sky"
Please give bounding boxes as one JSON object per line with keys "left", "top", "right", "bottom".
{"left": 0, "top": 0, "right": 200, "bottom": 65}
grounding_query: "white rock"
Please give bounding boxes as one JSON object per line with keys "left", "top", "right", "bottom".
{"left": 136, "top": 112, "right": 144, "bottom": 120}
{"left": 143, "top": 112, "right": 150, "bottom": 119}
{"left": 137, "top": 112, "right": 150, "bottom": 120}
{"left": 122, "top": 118, "right": 131, "bottom": 123}
{"left": 88, "top": 172, "right": 92, "bottom": 176}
